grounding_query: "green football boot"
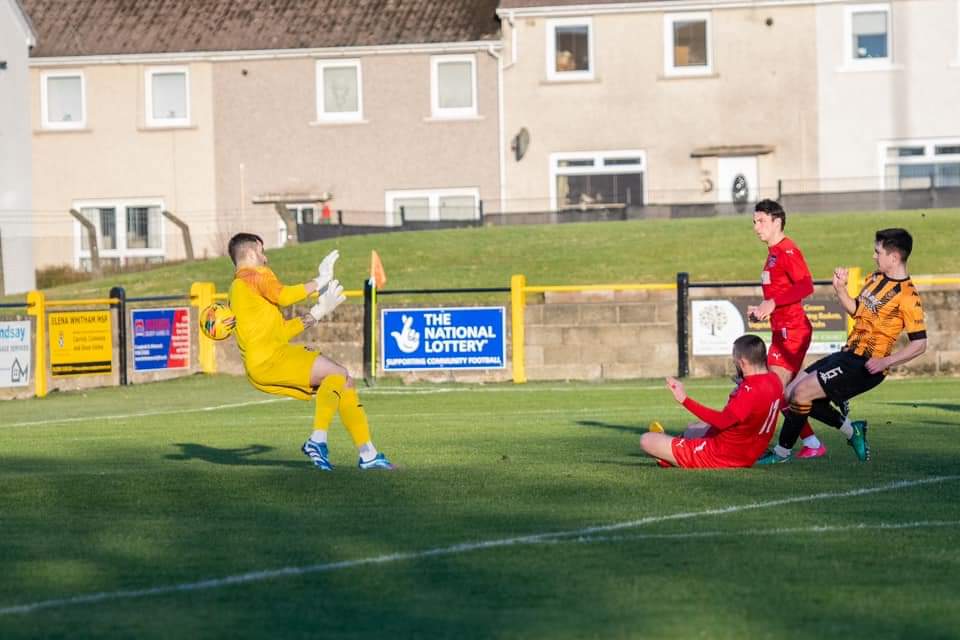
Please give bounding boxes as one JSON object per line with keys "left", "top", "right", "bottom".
{"left": 847, "top": 420, "right": 870, "bottom": 462}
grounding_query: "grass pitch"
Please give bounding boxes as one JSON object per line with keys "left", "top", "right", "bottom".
{"left": 12, "top": 207, "right": 958, "bottom": 302}
{"left": 1, "top": 374, "right": 958, "bottom": 639}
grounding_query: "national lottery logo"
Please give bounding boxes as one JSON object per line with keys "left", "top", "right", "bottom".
{"left": 391, "top": 315, "right": 421, "bottom": 353}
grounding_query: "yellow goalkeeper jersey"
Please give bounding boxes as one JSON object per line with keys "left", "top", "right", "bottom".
{"left": 229, "top": 266, "right": 308, "bottom": 367}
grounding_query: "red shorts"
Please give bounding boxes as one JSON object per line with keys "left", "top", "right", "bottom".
{"left": 669, "top": 436, "right": 754, "bottom": 469}
{"left": 767, "top": 326, "right": 812, "bottom": 374}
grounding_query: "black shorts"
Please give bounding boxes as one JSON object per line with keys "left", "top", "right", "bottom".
{"left": 805, "top": 350, "right": 885, "bottom": 404}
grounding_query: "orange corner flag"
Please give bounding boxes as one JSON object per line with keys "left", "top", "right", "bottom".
{"left": 370, "top": 250, "right": 387, "bottom": 289}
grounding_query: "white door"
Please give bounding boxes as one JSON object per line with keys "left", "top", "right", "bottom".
{"left": 716, "top": 156, "right": 758, "bottom": 204}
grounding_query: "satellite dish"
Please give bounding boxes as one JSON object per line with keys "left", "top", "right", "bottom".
{"left": 732, "top": 174, "right": 749, "bottom": 212}
{"left": 511, "top": 127, "right": 530, "bottom": 162}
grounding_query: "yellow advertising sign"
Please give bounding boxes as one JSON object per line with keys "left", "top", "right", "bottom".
{"left": 49, "top": 311, "right": 113, "bottom": 377}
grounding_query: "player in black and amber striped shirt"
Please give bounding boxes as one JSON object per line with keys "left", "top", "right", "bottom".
{"left": 846, "top": 270, "right": 927, "bottom": 359}
{"left": 757, "top": 228, "right": 928, "bottom": 464}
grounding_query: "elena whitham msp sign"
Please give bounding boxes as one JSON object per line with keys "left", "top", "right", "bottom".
{"left": 381, "top": 307, "right": 506, "bottom": 371}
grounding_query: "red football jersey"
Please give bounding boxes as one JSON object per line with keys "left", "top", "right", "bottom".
{"left": 761, "top": 237, "right": 813, "bottom": 330}
{"left": 680, "top": 372, "right": 783, "bottom": 467}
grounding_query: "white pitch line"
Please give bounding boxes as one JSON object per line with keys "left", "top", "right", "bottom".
{"left": 1, "top": 475, "right": 956, "bottom": 617}
{"left": 1, "top": 398, "right": 288, "bottom": 429}
{"left": 534, "top": 519, "right": 960, "bottom": 545}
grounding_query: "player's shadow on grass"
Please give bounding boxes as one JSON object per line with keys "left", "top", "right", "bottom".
{"left": 165, "top": 443, "right": 304, "bottom": 468}
{"left": 575, "top": 419, "right": 648, "bottom": 435}
{"left": 885, "top": 401, "right": 960, "bottom": 413}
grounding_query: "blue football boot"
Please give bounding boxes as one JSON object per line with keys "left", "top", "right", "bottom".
{"left": 302, "top": 440, "right": 334, "bottom": 471}
{"left": 358, "top": 453, "right": 395, "bottom": 470}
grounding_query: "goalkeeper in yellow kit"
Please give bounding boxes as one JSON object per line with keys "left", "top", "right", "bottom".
{"left": 227, "top": 232, "right": 393, "bottom": 471}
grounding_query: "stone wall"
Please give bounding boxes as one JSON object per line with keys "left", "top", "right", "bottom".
{"left": 3, "top": 279, "right": 958, "bottom": 401}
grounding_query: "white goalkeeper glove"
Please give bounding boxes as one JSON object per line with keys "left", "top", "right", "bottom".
{"left": 309, "top": 279, "right": 345, "bottom": 321}
{"left": 314, "top": 249, "right": 340, "bottom": 291}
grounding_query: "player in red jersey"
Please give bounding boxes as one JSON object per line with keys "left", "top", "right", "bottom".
{"left": 747, "top": 199, "right": 825, "bottom": 459}
{"left": 640, "top": 335, "right": 783, "bottom": 468}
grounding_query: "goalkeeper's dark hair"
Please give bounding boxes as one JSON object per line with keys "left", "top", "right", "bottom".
{"left": 733, "top": 334, "right": 767, "bottom": 367}
{"left": 754, "top": 199, "right": 786, "bottom": 230}
{"left": 875, "top": 228, "right": 912, "bottom": 262}
{"left": 228, "top": 232, "right": 264, "bottom": 266}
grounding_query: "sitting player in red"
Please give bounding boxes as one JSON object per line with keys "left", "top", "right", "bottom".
{"left": 640, "top": 334, "right": 783, "bottom": 468}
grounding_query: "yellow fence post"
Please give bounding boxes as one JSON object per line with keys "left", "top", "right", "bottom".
{"left": 190, "top": 282, "right": 217, "bottom": 374}
{"left": 26, "top": 290, "right": 47, "bottom": 398}
{"left": 846, "top": 267, "right": 862, "bottom": 336}
{"left": 510, "top": 274, "right": 527, "bottom": 384}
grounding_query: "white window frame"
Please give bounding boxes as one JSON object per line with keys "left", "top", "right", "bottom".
{"left": 383, "top": 188, "right": 480, "bottom": 226}
{"left": 315, "top": 59, "right": 364, "bottom": 123}
{"left": 663, "top": 12, "right": 713, "bottom": 77}
{"left": 72, "top": 198, "right": 166, "bottom": 269}
{"left": 879, "top": 138, "right": 960, "bottom": 190}
{"left": 843, "top": 4, "right": 893, "bottom": 70}
{"left": 549, "top": 150, "right": 647, "bottom": 211}
{"left": 430, "top": 54, "right": 478, "bottom": 119}
{"left": 145, "top": 66, "right": 191, "bottom": 128}
{"left": 40, "top": 70, "right": 86, "bottom": 130}
{"left": 546, "top": 17, "right": 594, "bottom": 82}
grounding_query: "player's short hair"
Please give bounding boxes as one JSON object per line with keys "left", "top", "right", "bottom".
{"left": 228, "top": 233, "right": 264, "bottom": 266}
{"left": 754, "top": 199, "right": 786, "bottom": 230}
{"left": 732, "top": 334, "right": 767, "bottom": 367}
{"left": 875, "top": 228, "right": 912, "bottom": 262}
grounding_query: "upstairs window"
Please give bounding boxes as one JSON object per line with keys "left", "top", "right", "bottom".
{"left": 316, "top": 60, "right": 363, "bottom": 122}
{"left": 41, "top": 71, "right": 85, "bottom": 129}
{"left": 664, "top": 13, "right": 712, "bottom": 76}
{"left": 431, "top": 55, "right": 477, "bottom": 118}
{"left": 547, "top": 18, "right": 593, "bottom": 81}
{"left": 146, "top": 68, "right": 190, "bottom": 127}
{"left": 845, "top": 5, "right": 892, "bottom": 67}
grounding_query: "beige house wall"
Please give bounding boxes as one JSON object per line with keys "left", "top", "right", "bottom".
{"left": 815, "top": 0, "right": 960, "bottom": 190}
{"left": 29, "top": 61, "right": 219, "bottom": 269}
{"left": 500, "top": 5, "right": 819, "bottom": 211}
{"left": 211, "top": 50, "right": 501, "bottom": 249}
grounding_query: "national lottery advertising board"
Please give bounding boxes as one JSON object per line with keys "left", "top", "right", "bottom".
{"left": 381, "top": 307, "right": 506, "bottom": 371}
{"left": 132, "top": 308, "right": 191, "bottom": 371}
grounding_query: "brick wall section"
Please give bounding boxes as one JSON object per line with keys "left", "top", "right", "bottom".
{"left": 524, "top": 289, "right": 677, "bottom": 381}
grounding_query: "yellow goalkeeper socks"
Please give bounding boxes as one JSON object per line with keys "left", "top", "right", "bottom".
{"left": 338, "top": 386, "right": 373, "bottom": 449}
{"left": 314, "top": 374, "right": 346, "bottom": 430}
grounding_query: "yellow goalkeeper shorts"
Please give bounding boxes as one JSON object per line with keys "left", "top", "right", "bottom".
{"left": 245, "top": 344, "right": 319, "bottom": 401}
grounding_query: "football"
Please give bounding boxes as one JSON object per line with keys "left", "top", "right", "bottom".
{"left": 199, "top": 301, "right": 236, "bottom": 341}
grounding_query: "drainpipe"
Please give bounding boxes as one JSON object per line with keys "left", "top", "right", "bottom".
{"left": 487, "top": 44, "right": 507, "bottom": 215}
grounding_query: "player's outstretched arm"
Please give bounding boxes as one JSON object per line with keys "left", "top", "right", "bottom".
{"left": 866, "top": 339, "right": 927, "bottom": 374}
{"left": 832, "top": 267, "right": 857, "bottom": 316}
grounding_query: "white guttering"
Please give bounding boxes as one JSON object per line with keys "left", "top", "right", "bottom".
{"left": 29, "top": 39, "right": 503, "bottom": 67}
{"left": 496, "top": 0, "right": 864, "bottom": 19}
